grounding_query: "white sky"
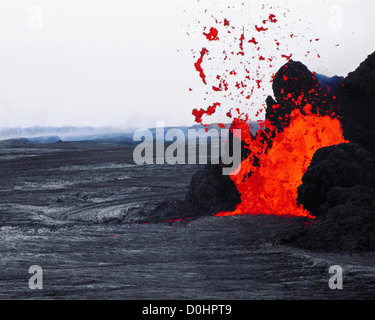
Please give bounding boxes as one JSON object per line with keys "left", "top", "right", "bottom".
{"left": 0, "top": 0, "right": 374, "bottom": 130}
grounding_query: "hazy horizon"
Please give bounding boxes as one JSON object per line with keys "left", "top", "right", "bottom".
{"left": 1, "top": 0, "right": 374, "bottom": 130}
{"left": 0, "top": 120, "right": 262, "bottom": 140}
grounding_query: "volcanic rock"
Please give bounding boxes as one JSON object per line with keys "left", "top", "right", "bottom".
{"left": 289, "top": 143, "right": 375, "bottom": 252}
{"left": 332, "top": 51, "right": 375, "bottom": 154}
{"left": 272, "top": 60, "right": 321, "bottom": 105}
{"left": 145, "top": 199, "right": 197, "bottom": 223}
{"left": 297, "top": 143, "right": 375, "bottom": 216}
{"left": 285, "top": 184, "right": 375, "bottom": 252}
{"left": 150, "top": 162, "right": 241, "bottom": 221}
{"left": 186, "top": 163, "right": 241, "bottom": 214}
{"left": 265, "top": 60, "right": 333, "bottom": 132}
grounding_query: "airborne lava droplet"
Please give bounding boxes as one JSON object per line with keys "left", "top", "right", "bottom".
{"left": 192, "top": 102, "right": 221, "bottom": 124}
{"left": 237, "top": 32, "right": 245, "bottom": 56}
{"left": 255, "top": 25, "right": 268, "bottom": 32}
{"left": 248, "top": 37, "right": 258, "bottom": 45}
{"left": 194, "top": 48, "right": 209, "bottom": 85}
{"left": 269, "top": 14, "right": 277, "bottom": 23}
{"left": 203, "top": 27, "right": 219, "bottom": 41}
{"left": 281, "top": 53, "right": 293, "bottom": 60}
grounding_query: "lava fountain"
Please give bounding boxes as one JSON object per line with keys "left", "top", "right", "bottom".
{"left": 189, "top": 7, "right": 347, "bottom": 218}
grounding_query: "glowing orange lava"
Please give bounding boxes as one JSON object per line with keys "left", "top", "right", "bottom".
{"left": 216, "top": 108, "right": 347, "bottom": 217}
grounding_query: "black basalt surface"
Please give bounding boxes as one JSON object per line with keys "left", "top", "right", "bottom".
{"left": 185, "top": 163, "right": 241, "bottom": 215}
{"left": 297, "top": 143, "right": 375, "bottom": 217}
{"left": 2, "top": 142, "right": 374, "bottom": 299}
{"left": 3, "top": 53, "right": 375, "bottom": 299}
{"left": 332, "top": 51, "right": 375, "bottom": 154}
{"left": 290, "top": 143, "right": 375, "bottom": 252}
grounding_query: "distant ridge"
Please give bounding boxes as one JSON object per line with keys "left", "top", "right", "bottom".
{"left": 0, "top": 121, "right": 262, "bottom": 144}
{"left": 315, "top": 73, "right": 344, "bottom": 93}
{"left": 0, "top": 125, "right": 136, "bottom": 141}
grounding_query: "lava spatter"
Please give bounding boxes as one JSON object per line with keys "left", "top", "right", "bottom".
{"left": 237, "top": 32, "right": 245, "bottom": 56}
{"left": 255, "top": 25, "right": 268, "bottom": 32}
{"left": 203, "top": 27, "right": 219, "bottom": 41}
{"left": 192, "top": 102, "right": 221, "bottom": 124}
{"left": 194, "top": 48, "right": 209, "bottom": 85}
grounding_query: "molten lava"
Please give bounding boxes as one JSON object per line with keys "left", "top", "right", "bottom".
{"left": 203, "top": 27, "right": 219, "bottom": 41}
{"left": 194, "top": 48, "right": 209, "bottom": 85}
{"left": 216, "top": 108, "right": 347, "bottom": 217}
